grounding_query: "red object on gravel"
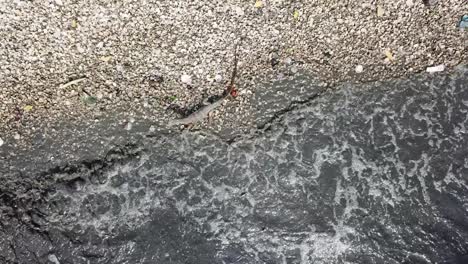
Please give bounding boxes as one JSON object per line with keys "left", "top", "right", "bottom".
{"left": 230, "top": 89, "right": 238, "bottom": 97}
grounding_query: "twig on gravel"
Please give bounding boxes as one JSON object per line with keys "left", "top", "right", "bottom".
{"left": 169, "top": 41, "right": 241, "bottom": 127}
{"left": 224, "top": 39, "right": 241, "bottom": 97}
{"left": 81, "top": 87, "right": 92, "bottom": 97}
{"left": 59, "top": 77, "right": 86, "bottom": 89}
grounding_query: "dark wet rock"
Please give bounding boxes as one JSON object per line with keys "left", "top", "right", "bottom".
{"left": 1, "top": 66, "right": 467, "bottom": 263}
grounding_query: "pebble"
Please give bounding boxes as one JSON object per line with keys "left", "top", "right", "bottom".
{"left": 355, "top": 65, "right": 364, "bottom": 73}
{"left": 270, "top": 53, "right": 280, "bottom": 67}
{"left": 426, "top": 64, "right": 445, "bottom": 73}
{"left": 284, "top": 58, "right": 293, "bottom": 65}
{"left": 181, "top": 74, "right": 192, "bottom": 85}
{"left": 206, "top": 75, "right": 213, "bottom": 82}
{"left": 377, "top": 6, "right": 385, "bottom": 17}
{"left": 215, "top": 74, "right": 223, "bottom": 83}
{"left": 0, "top": 137, "right": 3, "bottom": 147}
{"left": 125, "top": 118, "right": 135, "bottom": 131}
{"left": 125, "top": 122, "right": 133, "bottom": 131}
{"left": 291, "top": 66, "right": 298, "bottom": 74}
{"left": 48, "top": 254, "right": 60, "bottom": 264}
{"left": 423, "top": 0, "right": 439, "bottom": 6}
{"left": 459, "top": 15, "right": 468, "bottom": 29}
{"left": 234, "top": 6, "right": 245, "bottom": 16}
{"left": 13, "top": 133, "right": 20, "bottom": 140}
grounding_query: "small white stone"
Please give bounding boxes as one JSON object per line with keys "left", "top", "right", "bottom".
{"left": 181, "top": 74, "right": 192, "bottom": 84}
{"left": 76, "top": 44, "right": 84, "bottom": 53}
{"left": 0, "top": 138, "right": 4, "bottom": 147}
{"left": 214, "top": 74, "right": 223, "bottom": 82}
{"left": 234, "top": 6, "right": 244, "bottom": 16}
{"left": 64, "top": 100, "right": 71, "bottom": 106}
{"left": 291, "top": 66, "right": 298, "bottom": 74}
{"left": 13, "top": 133, "right": 20, "bottom": 140}
{"left": 54, "top": 0, "right": 63, "bottom": 6}
{"left": 426, "top": 64, "right": 445, "bottom": 73}
{"left": 355, "top": 65, "right": 364, "bottom": 73}
{"left": 48, "top": 254, "right": 60, "bottom": 264}
{"left": 406, "top": 0, "right": 414, "bottom": 6}
{"left": 125, "top": 122, "right": 133, "bottom": 131}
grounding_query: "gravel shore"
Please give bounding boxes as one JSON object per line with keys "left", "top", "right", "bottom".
{"left": 0, "top": 0, "right": 467, "bottom": 143}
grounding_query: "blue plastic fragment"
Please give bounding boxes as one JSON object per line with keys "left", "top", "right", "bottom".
{"left": 459, "top": 14, "right": 468, "bottom": 28}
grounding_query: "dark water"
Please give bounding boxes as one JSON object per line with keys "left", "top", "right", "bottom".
{"left": 1, "top": 67, "right": 467, "bottom": 263}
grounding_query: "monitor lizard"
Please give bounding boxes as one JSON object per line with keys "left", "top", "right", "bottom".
{"left": 169, "top": 41, "right": 240, "bottom": 127}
